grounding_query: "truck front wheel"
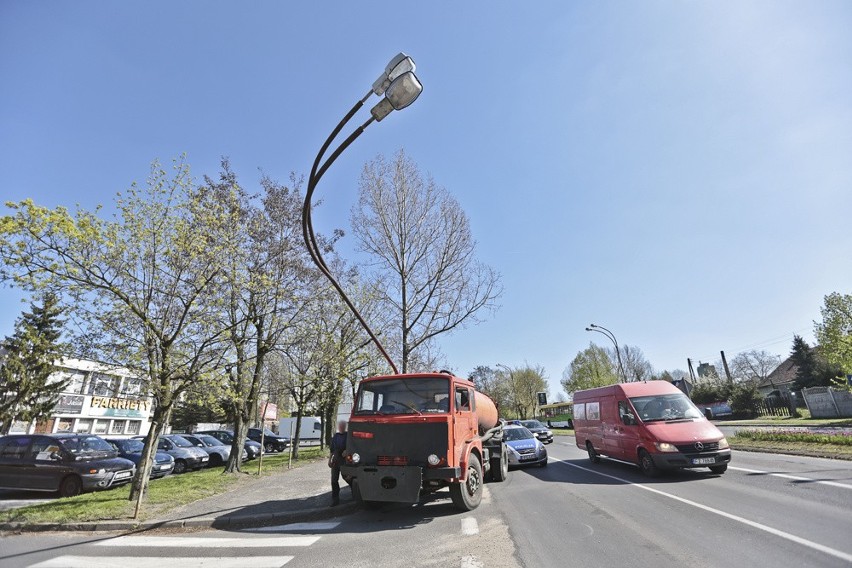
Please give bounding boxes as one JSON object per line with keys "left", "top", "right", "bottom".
{"left": 450, "top": 454, "right": 483, "bottom": 511}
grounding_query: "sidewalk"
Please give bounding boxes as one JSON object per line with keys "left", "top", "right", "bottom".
{"left": 1, "top": 458, "right": 358, "bottom": 533}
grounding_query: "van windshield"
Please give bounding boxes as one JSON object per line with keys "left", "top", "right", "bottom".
{"left": 355, "top": 377, "right": 450, "bottom": 415}
{"left": 630, "top": 393, "right": 702, "bottom": 422}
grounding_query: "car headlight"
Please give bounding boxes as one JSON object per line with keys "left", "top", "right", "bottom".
{"left": 718, "top": 437, "right": 729, "bottom": 450}
{"left": 655, "top": 442, "right": 678, "bottom": 453}
{"left": 427, "top": 454, "right": 440, "bottom": 466}
{"left": 351, "top": 452, "right": 361, "bottom": 464}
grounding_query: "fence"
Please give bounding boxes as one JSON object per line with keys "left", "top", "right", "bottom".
{"left": 754, "top": 396, "right": 793, "bottom": 418}
{"left": 802, "top": 387, "right": 852, "bottom": 418}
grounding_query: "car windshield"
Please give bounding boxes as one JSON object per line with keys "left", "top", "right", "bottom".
{"left": 168, "top": 435, "right": 194, "bottom": 448}
{"left": 198, "top": 434, "right": 224, "bottom": 446}
{"left": 59, "top": 436, "right": 114, "bottom": 454}
{"left": 504, "top": 427, "right": 535, "bottom": 441}
{"left": 630, "top": 393, "right": 702, "bottom": 422}
{"left": 354, "top": 377, "right": 450, "bottom": 415}
{"left": 116, "top": 439, "right": 144, "bottom": 453}
{"left": 521, "top": 420, "right": 546, "bottom": 429}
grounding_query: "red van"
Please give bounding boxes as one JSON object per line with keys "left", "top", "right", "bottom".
{"left": 573, "top": 381, "right": 731, "bottom": 477}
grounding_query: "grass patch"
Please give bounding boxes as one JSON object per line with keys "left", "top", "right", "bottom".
{"left": 733, "top": 429, "right": 852, "bottom": 446}
{"left": 0, "top": 446, "right": 325, "bottom": 525}
{"left": 719, "top": 416, "right": 852, "bottom": 427}
{"left": 551, "top": 429, "right": 575, "bottom": 437}
{"left": 729, "top": 437, "right": 852, "bottom": 460}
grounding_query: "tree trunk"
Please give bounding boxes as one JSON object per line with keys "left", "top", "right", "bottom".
{"left": 291, "top": 406, "right": 303, "bottom": 459}
{"left": 224, "top": 408, "right": 248, "bottom": 473}
{"left": 129, "top": 402, "right": 170, "bottom": 506}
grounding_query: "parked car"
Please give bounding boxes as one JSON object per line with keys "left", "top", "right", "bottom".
{"left": 503, "top": 425, "right": 548, "bottom": 468}
{"left": 573, "top": 381, "right": 732, "bottom": 477}
{"left": 0, "top": 433, "right": 136, "bottom": 497}
{"left": 247, "top": 428, "right": 290, "bottom": 453}
{"left": 195, "top": 430, "right": 262, "bottom": 460}
{"left": 104, "top": 438, "right": 175, "bottom": 479}
{"left": 520, "top": 420, "right": 554, "bottom": 444}
{"left": 134, "top": 435, "right": 209, "bottom": 473}
{"left": 181, "top": 434, "right": 246, "bottom": 466}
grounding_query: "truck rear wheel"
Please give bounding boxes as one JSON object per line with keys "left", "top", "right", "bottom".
{"left": 489, "top": 445, "right": 508, "bottom": 482}
{"left": 450, "top": 453, "right": 483, "bottom": 511}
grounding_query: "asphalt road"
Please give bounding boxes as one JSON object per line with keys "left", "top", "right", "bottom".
{"left": 2, "top": 441, "right": 851, "bottom": 567}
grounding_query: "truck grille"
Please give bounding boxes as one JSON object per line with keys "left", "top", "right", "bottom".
{"left": 675, "top": 442, "right": 719, "bottom": 454}
{"left": 377, "top": 455, "right": 409, "bottom": 466}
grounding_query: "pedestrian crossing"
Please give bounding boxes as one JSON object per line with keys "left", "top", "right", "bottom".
{"left": 26, "top": 521, "right": 341, "bottom": 568}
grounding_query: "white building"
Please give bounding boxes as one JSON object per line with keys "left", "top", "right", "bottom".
{"left": 9, "top": 358, "right": 154, "bottom": 437}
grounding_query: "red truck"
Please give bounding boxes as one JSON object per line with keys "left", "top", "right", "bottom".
{"left": 340, "top": 371, "right": 508, "bottom": 511}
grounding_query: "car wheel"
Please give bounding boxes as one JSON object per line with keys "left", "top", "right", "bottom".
{"left": 173, "top": 459, "right": 187, "bottom": 474}
{"left": 586, "top": 441, "right": 600, "bottom": 464}
{"left": 208, "top": 454, "right": 222, "bottom": 467}
{"left": 638, "top": 449, "right": 661, "bottom": 478}
{"left": 58, "top": 475, "right": 83, "bottom": 498}
{"left": 489, "top": 445, "right": 509, "bottom": 482}
{"left": 709, "top": 464, "right": 728, "bottom": 474}
{"left": 450, "top": 453, "right": 483, "bottom": 511}
{"left": 264, "top": 442, "right": 275, "bottom": 453}
{"left": 539, "top": 458, "right": 549, "bottom": 468}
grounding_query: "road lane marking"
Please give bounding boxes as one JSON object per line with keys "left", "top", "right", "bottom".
{"left": 93, "top": 535, "right": 318, "bottom": 547}
{"left": 460, "top": 555, "right": 484, "bottom": 568}
{"left": 28, "top": 556, "right": 293, "bottom": 568}
{"left": 241, "top": 521, "right": 341, "bottom": 532}
{"left": 553, "top": 458, "right": 852, "bottom": 564}
{"left": 728, "top": 465, "right": 852, "bottom": 490}
{"left": 461, "top": 517, "right": 479, "bottom": 535}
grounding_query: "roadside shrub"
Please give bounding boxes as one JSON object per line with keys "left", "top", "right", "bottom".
{"left": 690, "top": 381, "right": 728, "bottom": 404}
{"left": 729, "top": 383, "right": 761, "bottom": 418}
{"left": 735, "top": 428, "right": 852, "bottom": 446}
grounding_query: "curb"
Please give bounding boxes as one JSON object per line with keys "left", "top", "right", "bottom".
{"left": 731, "top": 444, "right": 852, "bottom": 461}
{"left": 0, "top": 501, "right": 359, "bottom": 534}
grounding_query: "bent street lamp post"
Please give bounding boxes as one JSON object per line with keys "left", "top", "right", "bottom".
{"left": 586, "top": 324, "right": 628, "bottom": 383}
{"left": 302, "top": 53, "right": 422, "bottom": 375}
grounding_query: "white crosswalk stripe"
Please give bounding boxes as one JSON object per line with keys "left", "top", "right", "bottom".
{"left": 26, "top": 530, "right": 325, "bottom": 568}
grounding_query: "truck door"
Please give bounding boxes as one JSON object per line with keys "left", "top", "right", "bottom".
{"left": 453, "top": 385, "right": 476, "bottom": 469}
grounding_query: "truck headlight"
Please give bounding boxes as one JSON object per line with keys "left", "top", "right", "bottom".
{"left": 351, "top": 452, "right": 361, "bottom": 464}
{"left": 655, "top": 442, "right": 678, "bottom": 453}
{"left": 718, "top": 437, "right": 729, "bottom": 449}
{"left": 427, "top": 454, "right": 440, "bottom": 466}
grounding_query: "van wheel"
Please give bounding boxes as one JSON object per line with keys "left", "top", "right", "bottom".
{"left": 586, "top": 442, "right": 600, "bottom": 464}
{"left": 489, "top": 445, "right": 508, "bottom": 482}
{"left": 709, "top": 465, "right": 727, "bottom": 474}
{"left": 638, "top": 450, "right": 661, "bottom": 478}
{"left": 450, "top": 454, "right": 483, "bottom": 511}
{"left": 173, "top": 459, "right": 187, "bottom": 474}
{"left": 58, "top": 475, "right": 83, "bottom": 498}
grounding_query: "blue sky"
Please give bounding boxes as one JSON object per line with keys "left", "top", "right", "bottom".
{"left": 2, "top": 2, "right": 851, "bottom": 396}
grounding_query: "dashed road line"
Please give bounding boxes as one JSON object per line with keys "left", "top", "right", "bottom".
{"left": 93, "top": 535, "right": 318, "bottom": 547}
{"left": 553, "top": 458, "right": 852, "bottom": 564}
{"left": 728, "top": 465, "right": 852, "bottom": 490}
{"left": 461, "top": 517, "right": 479, "bottom": 535}
{"left": 28, "top": 557, "right": 292, "bottom": 568}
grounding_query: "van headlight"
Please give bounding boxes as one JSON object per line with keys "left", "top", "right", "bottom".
{"left": 718, "top": 437, "right": 729, "bottom": 449}
{"left": 655, "top": 442, "right": 678, "bottom": 453}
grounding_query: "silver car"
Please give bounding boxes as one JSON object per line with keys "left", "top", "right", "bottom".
{"left": 503, "top": 425, "right": 548, "bottom": 468}
{"left": 182, "top": 434, "right": 246, "bottom": 466}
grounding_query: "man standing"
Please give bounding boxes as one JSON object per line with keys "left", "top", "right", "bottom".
{"left": 329, "top": 420, "right": 347, "bottom": 506}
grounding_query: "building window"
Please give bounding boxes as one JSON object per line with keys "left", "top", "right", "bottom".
{"left": 120, "top": 377, "right": 145, "bottom": 397}
{"left": 87, "top": 373, "right": 120, "bottom": 397}
{"left": 75, "top": 419, "right": 93, "bottom": 433}
{"left": 110, "top": 420, "right": 126, "bottom": 434}
{"left": 93, "top": 419, "right": 109, "bottom": 435}
{"left": 56, "top": 418, "right": 73, "bottom": 432}
{"left": 126, "top": 421, "right": 141, "bottom": 435}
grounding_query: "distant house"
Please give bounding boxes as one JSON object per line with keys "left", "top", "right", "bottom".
{"left": 758, "top": 355, "right": 798, "bottom": 398}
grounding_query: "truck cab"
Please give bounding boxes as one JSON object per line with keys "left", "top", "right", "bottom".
{"left": 341, "top": 372, "right": 507, "bottom": 511}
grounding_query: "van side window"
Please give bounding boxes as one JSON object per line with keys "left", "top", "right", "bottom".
{"left": 455, "top": 387, "right": 471, "bottom": 411}
{"left": 619, "top": 401, "right": 636, "bottom": 425}
{"left": 574, "top": 403, "right": 586, "bottom": 421}
{"left": 586, "top": 402, "right": 600, "bottom": 421}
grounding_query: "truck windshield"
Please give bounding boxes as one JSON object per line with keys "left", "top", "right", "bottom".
{"left": 630, "top": 393, "right": 702, "bottom": 422}
{"left": 355, "top": 377, "right": 450, "bottom": 415}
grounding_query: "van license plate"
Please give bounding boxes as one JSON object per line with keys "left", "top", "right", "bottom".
{"left": 692, "top": 457, "right": 715, "bottom": 465}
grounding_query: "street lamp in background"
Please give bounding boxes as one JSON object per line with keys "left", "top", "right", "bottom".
{"left": 585, "top": 324, "right": 628, "bottom": 383}
{"left": 301, "top": 53, "right": 423, "bottom": 375}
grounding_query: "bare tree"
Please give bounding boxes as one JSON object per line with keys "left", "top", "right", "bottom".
{"left": 613, "top": 345, "right": 654, "bottom": 382}
{"left": 351, "top": 150, "right": 502, "bottom": 373}
{"left": 729, "top": 349, "right": 782, "bottom": 385}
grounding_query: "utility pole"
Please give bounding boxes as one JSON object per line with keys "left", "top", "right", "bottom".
{"left": 720, "top": 351, "right": 734, "bottom": 384}
{"left": 687, "top": 358, "right": 696, "bottom": 382}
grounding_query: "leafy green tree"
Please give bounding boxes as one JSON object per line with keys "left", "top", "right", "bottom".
{"left": 689, "top": 380, "right": 727, "bottom": 404}
{"left": 0, "top": 158, "right": 229, "bottom": 511}
{"left": 728, "top": 383, "right": 761, "bottom": 418}
{"left": 561, "top": 343, "right": 619, "bottom": 395}
{"left": 815, "top": 292, "right": 852, "bottom": 376}
{"left": 790, "top": 335, "right": 841, "bottom": 390}
{"left": 0, "top": 293, "right": 67, "bottom": 434}
{"left": 469, "top": 365, "right": 512, "bottom": 413}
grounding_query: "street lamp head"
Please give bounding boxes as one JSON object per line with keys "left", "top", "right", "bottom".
{"left": 589, "top": 323, "right": 599, "bottom": 328}
{"left": 370, "top": 71, "right": 422, "bottom": 121}
{"left": 372, "top": 53, "right": 417, "bottom": 96}
{"left": 585, "top": 327, "right": 593, "bottom": 332}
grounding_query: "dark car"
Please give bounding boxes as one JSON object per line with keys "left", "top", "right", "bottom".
{"left": 196, "top": 430, "right": 262, "bottom": 460}
{"left": 0, "top": 434, "right": 136, "bottom": 497}
{"left": 520, "top": 420, "right": 554, "bottom": 444}
{"left": 247, "top": 428, "right": 290, "bottom": 453}
{"left": 104, "top": 438, "right": 175, "bottom": 479}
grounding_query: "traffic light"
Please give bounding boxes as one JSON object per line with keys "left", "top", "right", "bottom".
{"left": 537, "top": 392, "right": 547, "bottom": 406}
